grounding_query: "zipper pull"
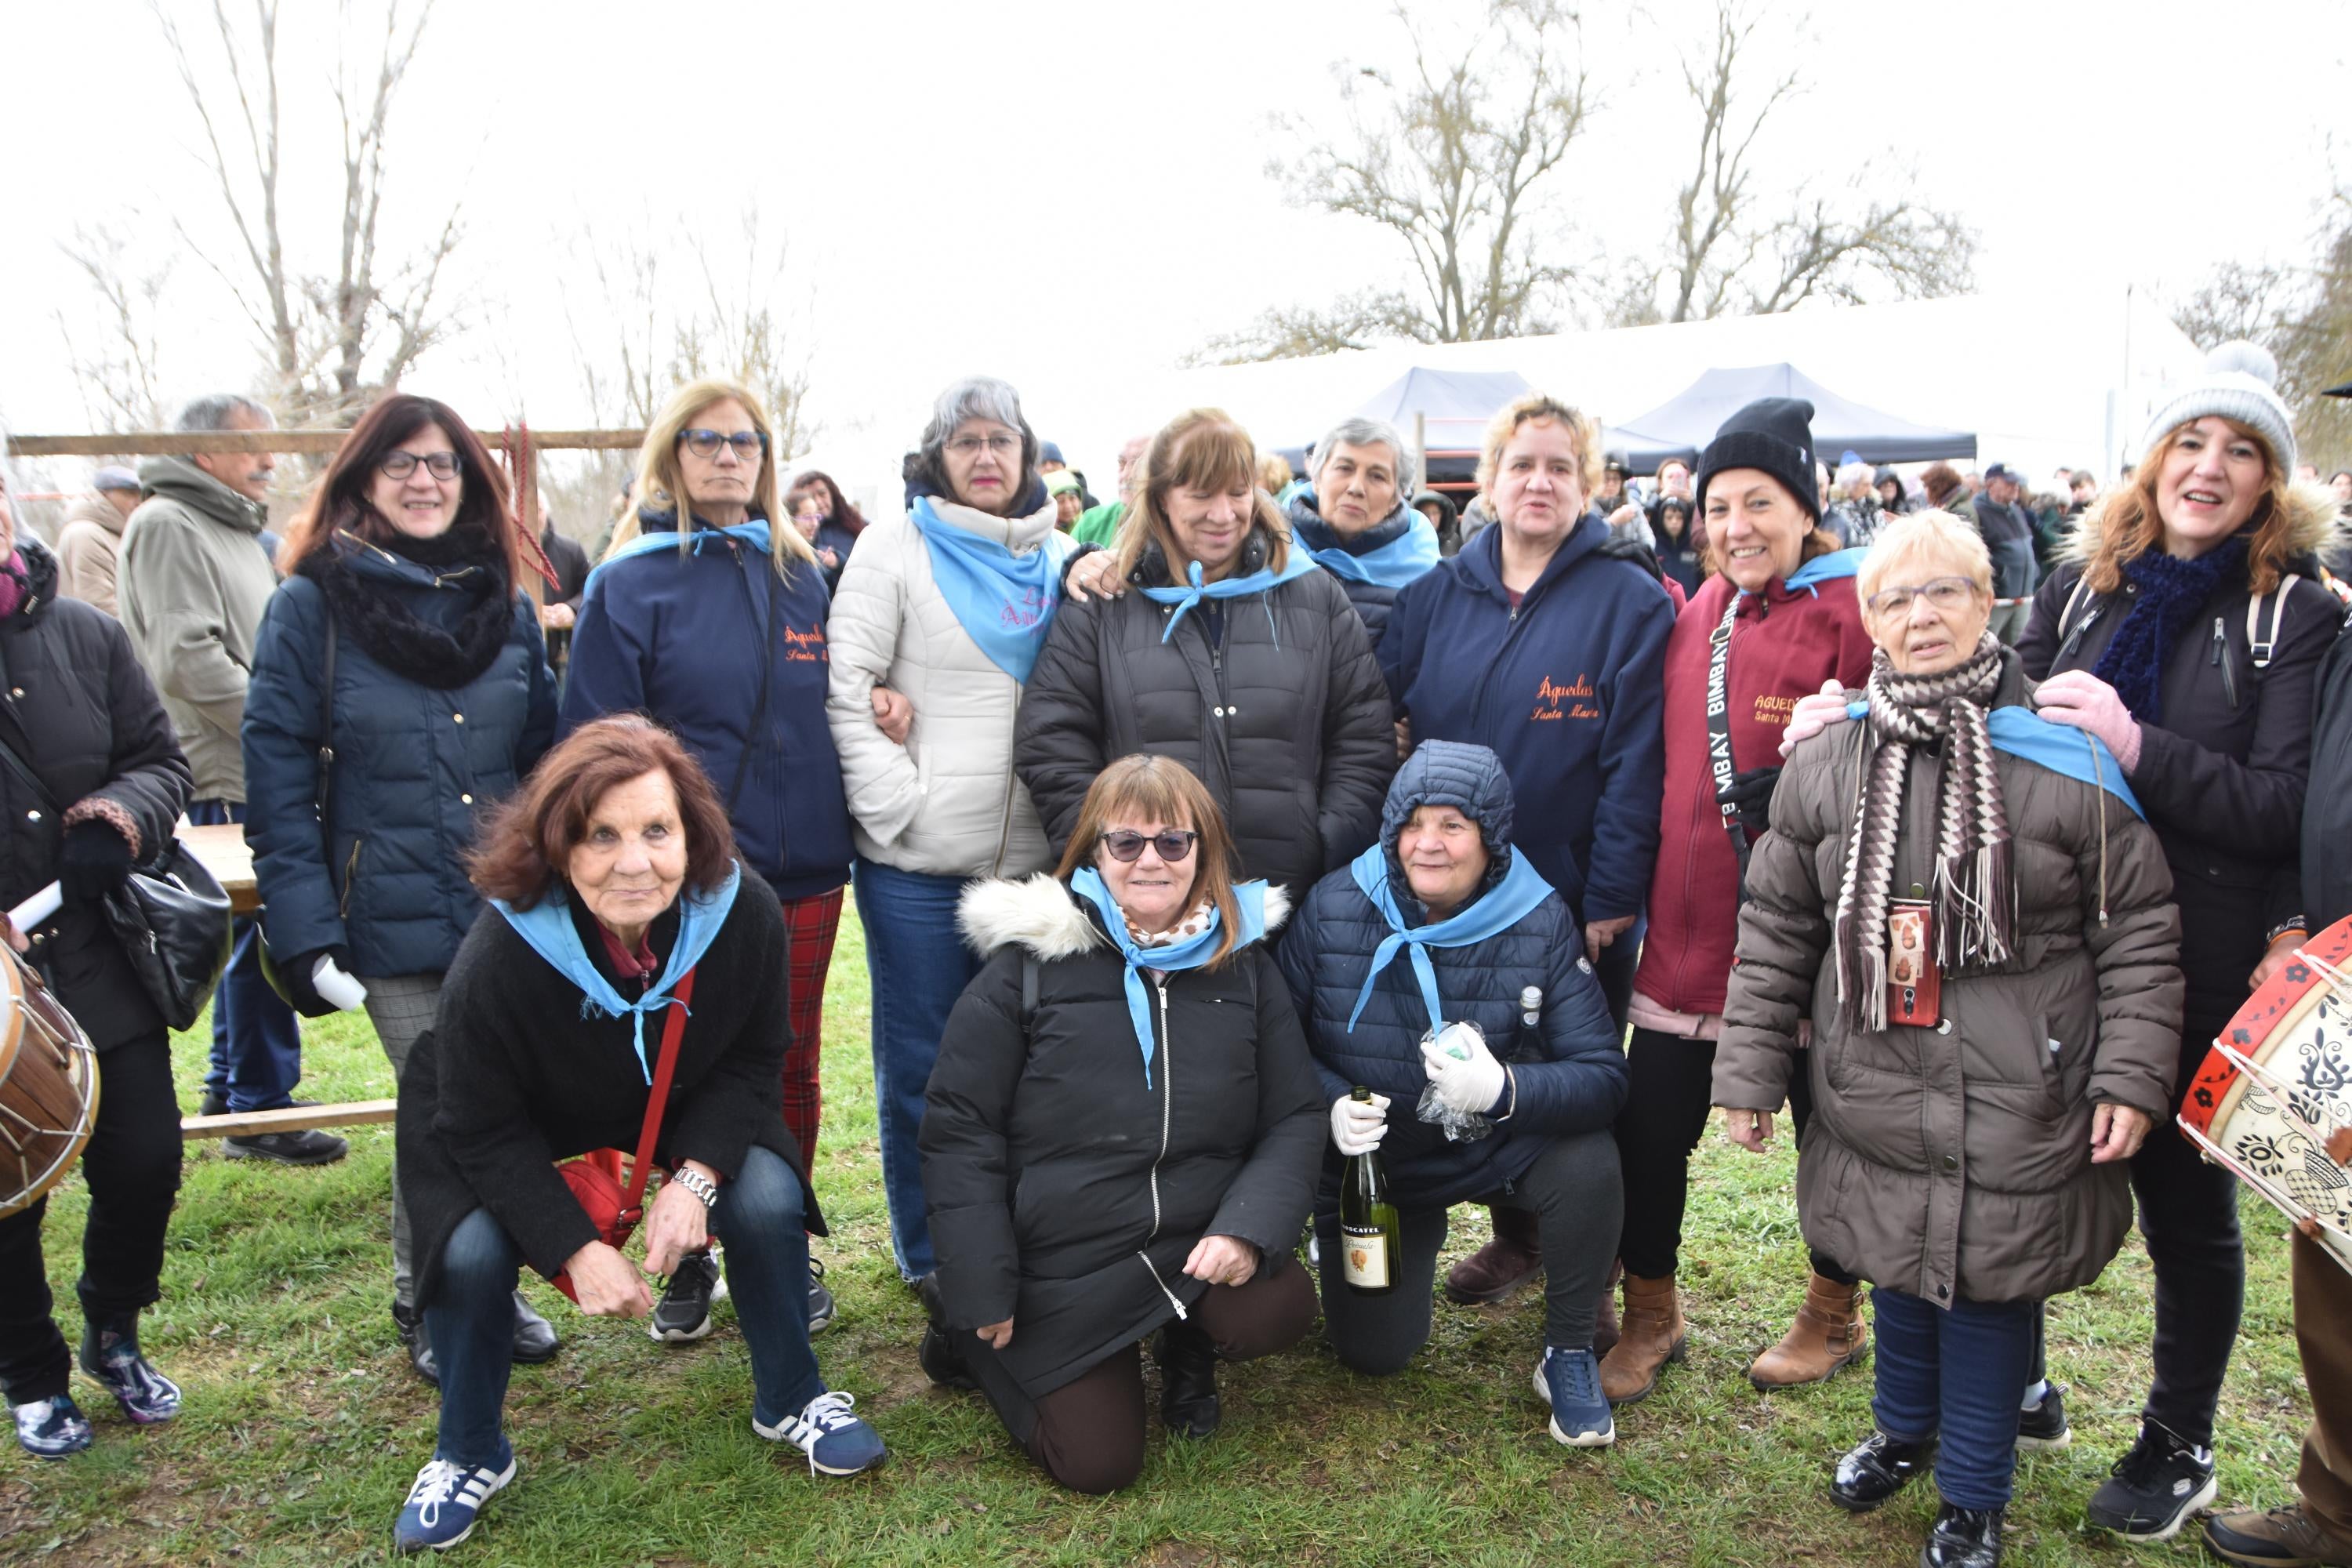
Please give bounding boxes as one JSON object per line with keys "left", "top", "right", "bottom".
{"left": 2211, "top": 617, "right": 2225, "bottom": 666}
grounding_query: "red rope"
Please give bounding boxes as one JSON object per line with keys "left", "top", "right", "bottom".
{"left": 502, "top": 421, "right": 561, "bottom": 592}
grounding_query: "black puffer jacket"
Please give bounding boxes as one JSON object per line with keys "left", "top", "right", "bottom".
{"left": 922, "top": 875, "right": 1324, "bottom": 1399}
{"left": 0, "top": 541, "right": 194, "bottom": 1049}
{"left": 1278, "top": 741, "right": 1626, "bottom": 1210}
{"left": 1283, "top": 493, "right": 1427, "bottom": 645}
{"left": 2303, "top": 608, "right": 2352, "bottom": 931}
{"left": 2016, "top": 488, "right": 2339, "bottom": 1080}
{"left": 1014, "top": 526, "right": 1396, "bottom": 895}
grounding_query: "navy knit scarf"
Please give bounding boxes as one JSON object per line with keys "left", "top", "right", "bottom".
{"left": 2089, "top": 535, "right": 2248, "bottom": 724}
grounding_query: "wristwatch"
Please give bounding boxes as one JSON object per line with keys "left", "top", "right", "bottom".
{"left": 670, "top": 1165, "right": 719, "bottom": 1209}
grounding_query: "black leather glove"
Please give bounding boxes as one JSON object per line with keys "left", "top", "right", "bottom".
{"left": 1722, "top": 766, "right": 1783, "bottom": 839}
{"left": 271, "top": 944, "right": 354, "bottom": 1019}
{"left": 57, "top": 820, "right": 136, "bottom": 906}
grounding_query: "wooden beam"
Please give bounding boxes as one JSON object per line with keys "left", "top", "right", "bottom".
{"left": 8, "top": 429, "right": 647, "bottom": 457}
{"left": 182, "top": 1099, "right": 397, "bottom": 1140}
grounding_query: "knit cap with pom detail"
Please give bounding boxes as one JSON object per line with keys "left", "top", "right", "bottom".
{"left": 2140, "top": 339, "right": 2296, "bottom": 474}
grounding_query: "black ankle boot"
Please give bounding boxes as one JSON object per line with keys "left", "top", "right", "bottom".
{"left": 1921, "top": 1502, "right": 2004, "bottom": 1566}
{"left": 913, "top": 1273, "right": 977, "bottom": 1391}
{"left": 1156, "top": 1318, "right": 1221, "bottom": 1439}
{"left": 510, "top": 1290, "right": 559, "bottom": 1363}
{"left": 390, "top": 1301, "right": 439, "bottom": 1386}
{"left": 1829, "top": 1429, "right": 1936, "bottom": 1512}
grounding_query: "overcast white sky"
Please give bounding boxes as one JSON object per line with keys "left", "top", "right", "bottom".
{"left": 5, "top": 0, "right": 2347, "bottom": 495}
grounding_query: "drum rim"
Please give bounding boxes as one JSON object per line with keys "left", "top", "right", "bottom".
{"left": 2183, "top": 914, "right": 2352, "bottom": 1137}
{"left": 0, "top": 1031, "right": 99, "bottom": 1219}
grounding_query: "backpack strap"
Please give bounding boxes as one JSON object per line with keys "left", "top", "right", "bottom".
{"left": 2056, "top": 572, "right": 2096, "bottom": 643}
{"left": 2249, "top": 575, "right": 2296, "bottom": 670}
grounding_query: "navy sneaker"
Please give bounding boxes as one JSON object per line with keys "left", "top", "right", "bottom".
{"left": 754, "top": 1390, "right": 887, "bottom": 1476}
{"left": 12, "top": 1395, "right": 93, "bottom": 1459}
{"left": 1533, "top": 1345, "right": 1615, "bottom": 1448}
{"left": 2086, "top": 1420, "right": 2217, "bottom": 1541}
{"left": 80, "top": 1319, "right": 181, "bottom": 1425}
{"left": 393, "top": 1455, "right": 516, "bottom": 1552}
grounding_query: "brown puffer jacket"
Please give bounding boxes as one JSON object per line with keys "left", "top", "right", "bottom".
{"left": 1714, "top": 653, "right": 2183, "bottom": 1305}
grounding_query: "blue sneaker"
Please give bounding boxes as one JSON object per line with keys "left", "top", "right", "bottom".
{"left": 12, "top": 1395, "right": 94, "bottom": 1459}
{"left": 1534, "top": 1346, "right": 1615, "bottom": 1448}
{"left": 393, "top": 1455, "right": 516, "bottom": 1552}
{"left": 754, "top": 1390, "right": 887, "bottom": 1476}
{"left": 80, "top": 1321, "right": 181, "bottom": 1424}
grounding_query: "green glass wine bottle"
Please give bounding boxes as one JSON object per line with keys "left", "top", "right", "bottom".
{"left": 1340, "top": 1086, "right": 1401, "bottom": 1295}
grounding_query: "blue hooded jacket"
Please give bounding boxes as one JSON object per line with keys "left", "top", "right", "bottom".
{"left": 560, "top": 510, "right": 852, "bottom": 900}
{"left": 1277, "top": 741, "right": 1627, "bottom": 1210}
{"left": 1376, "top": 514, "right": 1672, "bottom": 924}
{"left": 243, "top": 536, "right": 557, "bottom": 976}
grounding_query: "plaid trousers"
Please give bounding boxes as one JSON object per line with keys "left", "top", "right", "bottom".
{"left": 780, "top": 887, "right": 844, "bottom": 1175}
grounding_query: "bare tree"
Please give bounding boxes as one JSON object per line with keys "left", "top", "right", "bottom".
{"left": 151, "top": 0, "right": 460, "bottom": 426}
{"left": 1607, "top": 0, "right": 1976, "bottom": 326}
{"left": 2176, "top": 186, "right": 2352, "bottom": 466}
{"left": 1215, "top": 0, "right": 1592, "bottom": 360}
{"left": 52, "top": 223, "right": 175, "bottom": 432}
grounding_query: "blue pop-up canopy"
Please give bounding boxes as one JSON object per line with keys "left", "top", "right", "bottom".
{"left": 1613, "top": 363, "right": 1976, "bottom": 470}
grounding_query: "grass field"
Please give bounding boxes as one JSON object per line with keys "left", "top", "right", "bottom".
{"left": 2, "top": 906, "right": 2315, "bottom": 1566}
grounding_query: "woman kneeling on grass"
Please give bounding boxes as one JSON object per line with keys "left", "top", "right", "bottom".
{"left": 1277, "top": 740, "right": 1628, "bottom": 1449}
{"left": 920, "top": 753, "right": 1324, "bottom": 1494}
{"left": 388, "top": 717, "right": 881, "bottom": 1554}
{"left": 1713, "top": 512, "right": 2182, "bottom": 1568}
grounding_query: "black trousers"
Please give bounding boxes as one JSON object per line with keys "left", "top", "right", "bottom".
{"left": 1318, "top": 1129, "right": 1624, "bottom": 1374}
{"left": 1613, "top": 1027, "right": 1854, "bottom": 1284}
{"left": 0, "top": 1030, "right": 183, "bottom": 1404}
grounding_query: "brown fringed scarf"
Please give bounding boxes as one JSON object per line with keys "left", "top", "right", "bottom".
{"left": 1833, "top": 633, "right": 2015, "bottom": 1031}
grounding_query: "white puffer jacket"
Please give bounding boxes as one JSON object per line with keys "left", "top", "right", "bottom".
{"left": 825, "top": 495, "right": 1060, "bottom": 878}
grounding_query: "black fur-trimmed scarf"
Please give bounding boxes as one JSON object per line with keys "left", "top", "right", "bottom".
{"left": 301, "top": 523, "right": 513, "bottom": 690}
{"left": 1833, "top": 633, "right": 2014, "bottom": 1031}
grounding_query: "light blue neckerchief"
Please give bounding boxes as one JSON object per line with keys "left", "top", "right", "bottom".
{"left": 909, "top": 496, "right": 1073, "bottom": 682}
{"left": 586, "top": 519, "right": 773, "bottom": 591}
{"left": 1069, "top": 867, "right": 1269, "bottom": 1088}
{"left": 492, "top": 863, "right": 742, "bottom": 1083}
{"left": 1345, "top": 841, "right": 1555, "bottom": 1032}
{"left": 1308, "top": 510, "right": 1443, "bottom": 589}
{"left": 1777, "top": 546, "right": 1866, "bottom": 597}
{"left": 1138, "top": 550, "right": 1321, "bottom": 644}
{"left": 1835, "top": 701, "right": 2146, "bottom": 819}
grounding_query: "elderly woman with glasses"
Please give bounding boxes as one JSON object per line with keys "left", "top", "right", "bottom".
{"left": 1712, "top": 510, "right": 2183, "bottom": 1568}
{"left": 921, "top": 754, "right": 1323, "bottom": 1494}
{"left": 562, "top": 380, "right": 855, "bottom": 1345}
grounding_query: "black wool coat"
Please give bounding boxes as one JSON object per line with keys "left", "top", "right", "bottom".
{"left": 2016, "top": 537, "right": 2338, "bottom": 1075}
{"left": 396, "top": 869, "right": 814, "bottom": 1306}
{"left": 1014, "top": 527, "right": 1396, "bottom": 898}
{"left": 0, "top": 541, "right": 194, "bottom": 1049}
{"left": 921, "top": 874, "right": 1325, "bottom": 1399}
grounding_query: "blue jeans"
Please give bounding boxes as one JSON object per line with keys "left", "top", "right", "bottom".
{"left": 188, "top": 800, "right": 303, "bottom": 1112}
{"left": 1871, "top": 1286, "right": 2038, "bottom": 1511}
{"left": 428, "top": 1145, "right": 824, "bottom": 1468}
{"left": 852, "top": 856, "right": 981, "bottom": 1281}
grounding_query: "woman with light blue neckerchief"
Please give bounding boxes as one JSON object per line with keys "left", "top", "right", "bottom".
{"left": 1015, "top": 407, "right": 1397, "bottom": 904}
{"left": 1282, "top": 414, "right": 1443, "bottom": 647}
{"left": 562, "top": 377, "right": 851, "bottom": 1346}
{"left": 920, "top": 753, "right": 1323, "bottom": 1493}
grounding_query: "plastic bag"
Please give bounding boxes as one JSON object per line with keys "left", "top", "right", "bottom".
{"left": 1416, "top": 1020, "right": 1494, "bottom": 1143}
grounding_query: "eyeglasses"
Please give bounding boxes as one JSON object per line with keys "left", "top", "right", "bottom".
{"left": 946, "top": 434, "right": 1022, "bottom": 458}
{"left": 1098, "top": 829, "right": 1199, "bottom": 863}
{"left": 1865, "top": 576, "right": 1980, "bottom": 618}
{"left": 379, "top": 450, "right": 459, "bottom": 481}
{"left": 678, "top": 429, "right": 768, "bottom": 460}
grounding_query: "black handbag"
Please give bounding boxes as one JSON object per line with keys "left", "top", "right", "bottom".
{"left": 0, "top": 727, "right": 230, "bottom": 1032}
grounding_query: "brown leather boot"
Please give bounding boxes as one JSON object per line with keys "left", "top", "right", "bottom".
{"left": 1748, "top": 1272, "right": 1870, "bottom": 1389}
{"left": 1599, "top": 1272, "right": 1685, "bottom": 1404}
{"left": 1592, "top": 1258, "right": 1624, "bottom": 1358}
{"left": 1443, "top": 1203, "right": 1543, "bottom": 1305}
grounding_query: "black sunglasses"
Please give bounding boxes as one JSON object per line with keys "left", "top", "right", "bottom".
{"left": 1098, "top": 829, "right": 1198, "bottom": 863}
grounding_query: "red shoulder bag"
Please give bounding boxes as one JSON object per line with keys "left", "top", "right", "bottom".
{"left": 549, "top": 968, "right": 697, "bottom": 1304}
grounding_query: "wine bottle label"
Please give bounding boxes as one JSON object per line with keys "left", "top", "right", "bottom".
{"left": 1341, "top": 1224, "right": 1391, "bottom": 1289}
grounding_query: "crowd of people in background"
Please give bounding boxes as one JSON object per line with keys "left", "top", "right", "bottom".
{"left": 3, "top": 336, "right": 2352, "bottom": 1567}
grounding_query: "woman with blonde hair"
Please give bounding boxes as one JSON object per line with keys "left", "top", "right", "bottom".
{"left": 1375, "top": 390, "right": 1673, "bottom": 1306}
{"left": 1015, "top": 407, "right": 1396, "bottom": 900}
{"left": 561, "top": 379, "right": 854, "bottom": 1344}
{"left": 922, "top": 753, "right": 1323, "bottom": 1492}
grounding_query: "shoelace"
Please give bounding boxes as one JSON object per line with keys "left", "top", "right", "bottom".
{"left": 405, "top": 1460, "right": 467, "bottom": 1527}
{"left": 1548, "top": 1351, "right": 1600, "bottom": 1403}
{"left": 784, "top": 1391, "right": 862, "bottom": 1474}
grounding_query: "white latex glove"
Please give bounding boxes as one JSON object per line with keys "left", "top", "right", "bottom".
{"left": 1330, "top": 1091, "right": 1390, "bottom": 1156}
{"left": 1779, "top": 680, "right": 1857, "bottom": 757}
{"left": 1421, "top": 1024, "right": 1507, "bottom": 1117}
{"left": 2032, "top": 670, "right": 2144, "bottom": 773}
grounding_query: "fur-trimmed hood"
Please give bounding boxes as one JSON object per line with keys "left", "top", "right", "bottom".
{"left": 2061, "top": 478, "right": 2340, "bottom": 568}
{"left": 956, "top": 871, "right": 1291, "bottom": 960}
